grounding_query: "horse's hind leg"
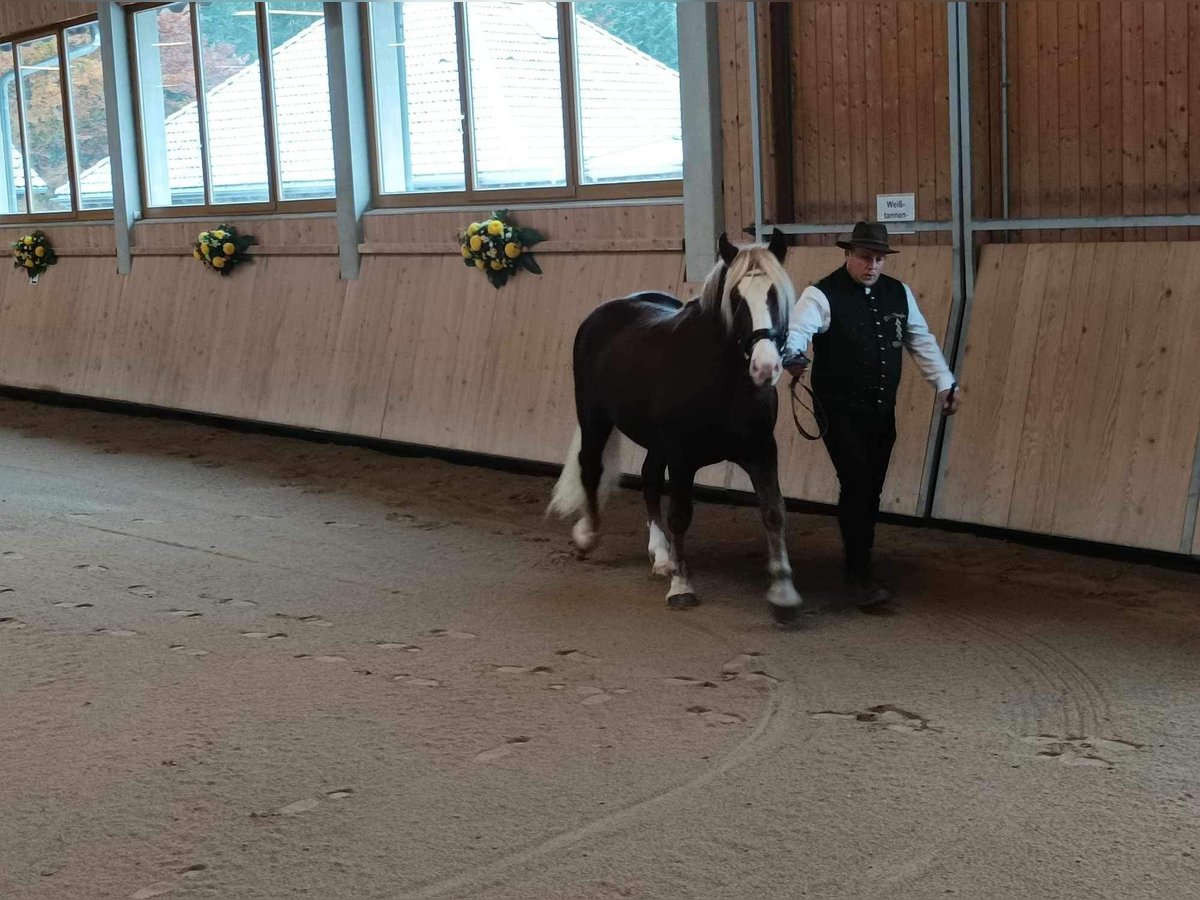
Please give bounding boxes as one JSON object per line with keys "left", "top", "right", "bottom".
{"left": 572, "top": 414, "right": 616, "bottom": 556}
{"left": 741, "top": 445, "right": 803, "bottom": 624}
{"left": 642, "top": 453, "right": 671, "bottom": 576}
{"left": 665, "top": 464, "right": 699, "bottom": 609}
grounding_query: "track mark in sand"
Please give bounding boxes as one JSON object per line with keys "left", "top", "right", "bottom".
{"left": 1023, "top": 734, "right": 1143, "bottom": 769}
{"left": 429, "top": 628, "right": 477, "bottom": 640}
{"left": 131, "top": 518, "right": 164, "bottom": 525}
{"left": 211, "top": 595, "right": 257, "bottom": 609}
{"left": 324, "top": 520, "right": 362, "bottom": 528}
{"left": 325, "top": 788, "right": 354, "bottom": 800}
{"left": 810, "top": 704, "right": 939, "bottom": 734}
{"left": 376, "top": 642, "right": 421, "bottom": 652}
{"left": 391, "top": 673, "right": 440, "bottom": 687}
{"left": 126, "top": 585, "right": 158, "bottom": 599}
{"left": 556, "top": 648, "right": 600, "bottom": 662}
{"left": 491, "top": 664, "right": 552, "bottom": 675}
{"left": 94, "top": 627, "right": 139, "bottom": 637}
{"left": 75, "top": 563, "right": 109, "bottom": 572}
{"left": 53, "top": 601, "right": 94, "bottom": 609}
{"left": 165, "top": 609, "right": 203, "bottom": 618}
{"left": 294, "top": 654, "right": 348, "bottom": 664}
{"left": 686, "top": 706, "right": 746, "bottom": 726}
{"left": 0, "top": 585, "right": 14, "bottom": 594}
{"left": 131, "top": 882, "right": 175, "bottom": 899}
{"left": 277, "top": 797, "right": 320, "bottom": 816}
{"left": 233, "top": 514, "right": 280, "bottom": 521}
{"left": 2, "top": 551, "right": 25, "bottom": 559}
{"left": 720, "top": 652, "right": 763, "bottom": 677}
{"left": 0, "top": 616, "right": 27, "bottom": 629}
{"left": 275, "top": 613, "right": 333, "bottom": 627}
{"left": 169, "top": 644, "right": 209, "bottom": 656}
{"left": 241, "top": 631, "right": 288, "bottom": 640}
{"left": 662, "top": 676, "right": 720, "bottom": 688}
{"left": 475, "top": 736, "right": 530, "bottom": 763}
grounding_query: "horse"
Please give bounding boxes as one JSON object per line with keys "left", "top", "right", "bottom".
{"left": 547, "top": 228, "right": 803, "bottom": 624}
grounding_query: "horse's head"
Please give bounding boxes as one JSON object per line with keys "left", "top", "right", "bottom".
{"left": 705, "top": 228, "right": 794, "bottom": 388}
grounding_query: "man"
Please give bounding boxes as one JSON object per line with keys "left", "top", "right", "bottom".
{"left": 782, "top": 221, "right": 961, "bottom": 609}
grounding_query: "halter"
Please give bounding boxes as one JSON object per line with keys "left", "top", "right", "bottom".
{"left": 741, "top": 328, "right": 784, "bottom": 360}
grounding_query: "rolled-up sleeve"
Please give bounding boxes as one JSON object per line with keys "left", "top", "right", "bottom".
{"left": 902, "top": 283, "right": 956, "bottom": 392}
{"left": 784, "top": 285, "right": 831, "bottom": 356}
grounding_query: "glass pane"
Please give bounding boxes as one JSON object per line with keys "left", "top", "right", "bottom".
{"left": 134, "top": 5, "right": 203, "bottom": 207}
{"left": 65, "top": 21, "right": 111, "bottom": 210}
{"left": 0, "top": 43, "right": 26, "bottom": 214}
{"left": 369, "top": 2, "right": 465, "bottom": 194}
{"left": 197, "top": 1, "right": 269, "bottom": 204}
{"left": 466, "top": 1, "right": 566, "bottom": 190}
{"left": 573, "top": 3, "right": 681, "bottom": 184}
{"left": 18, "top": 34, "right": 70, "bottom": 213}
{"left": 267, "top": 1, "right": 334, "bottom": 200}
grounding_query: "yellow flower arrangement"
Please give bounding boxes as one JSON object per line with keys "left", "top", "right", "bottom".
{"left": 192, "top": 223, "right": 256, "bottom": 276}
{"left": 11, "top": 230, "right": 57, "bottom": 282}
{"left": 456, "top": 209, "right": 544, "bottom": 290}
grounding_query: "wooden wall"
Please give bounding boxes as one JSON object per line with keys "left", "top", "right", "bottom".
{"left": 935, "top": 242, "right": 1200, "bottom": 553}
{"left": 0, "top": 2, "right": 93, "bottom": 36}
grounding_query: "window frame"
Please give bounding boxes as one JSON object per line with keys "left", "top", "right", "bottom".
{"left": 362, "top": 2, "right": 683, "bottom": 210}
{"left": 0, "top": 14, "right": 114, "bottom": 224}
{"left": 125, "top": 1, "right": 336, "bottom": 219}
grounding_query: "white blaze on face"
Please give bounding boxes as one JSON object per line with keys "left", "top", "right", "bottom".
{"left": 739, "top": 272, "right": 782, "bottom": 387}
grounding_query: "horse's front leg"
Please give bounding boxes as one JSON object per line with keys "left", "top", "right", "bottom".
{"left": 642, "top": 453, "right": 671, "bottom": 576}
{"left": 742, "top": 447, "right": 803, "bottom": 624}
{"left": 665, "top": 465, "right": 699, "bottom": 609}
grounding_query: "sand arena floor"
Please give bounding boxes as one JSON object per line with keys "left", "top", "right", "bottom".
{"left": 1, "top": 395, "right": 1199, "bottom": 900}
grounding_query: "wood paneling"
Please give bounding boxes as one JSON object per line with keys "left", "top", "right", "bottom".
{"left": 935, "top": 242, "right": 1200, "bottom": 553}
{"left": 0, "top": 2, "right": 93, "bottom": 36}
{"left": 786, "top": 3, "right": 951, "bottom": 247}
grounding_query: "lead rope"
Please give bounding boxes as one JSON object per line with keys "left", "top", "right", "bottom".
{"left": 788, "top": 372, "right": 827, "bottom": 440}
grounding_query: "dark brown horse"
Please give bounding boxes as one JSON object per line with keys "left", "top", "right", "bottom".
{"left": 548, "top": 229, "right": 803, "bottom": 624}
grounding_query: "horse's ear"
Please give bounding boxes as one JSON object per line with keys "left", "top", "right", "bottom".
{"left": 767, "top": 227, "right": 788, "bottom": 262}
{"left": 718, "top": 233, "right": 738, "bottom": 267}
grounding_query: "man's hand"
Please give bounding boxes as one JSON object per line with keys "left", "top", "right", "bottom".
{"left": 938, "top": 385, "right": 962, "bottom": 415}
{"left": 782, "top": 352, "right": 810, "bottom": 378}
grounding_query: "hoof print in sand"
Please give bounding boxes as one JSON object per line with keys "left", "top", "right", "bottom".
{"left": 1024, "top": 735, "right": 1143, "bottom": 769}
{"left": 810, "top": 704, "right": 937, "bottom": 734}
{"left": 165, "top": 609, "right": 202, "bottom": 618}
{"left": 169, "top": 644, "right": 209, "bottom": 656}
{"left": 241, "top": 631, "right": 288, "bottom": 640}
{"left": 429, "top": 628, "right": 476, "bottom": 640}
{"left": 0, "top": 616, "right": 27, "bottom": 629}
{"left": 94, "top": 627, "right": 139, "bottom": 637}
{"left": 131, "top": 882, "right": 175, "bottom": 899}
{"left": 720, "top": 652, "right": 763, "bottom": 677}
{"left": 53, "top": 601, "right": 94, "bottom": 609}
{"left": 213, "top": 596, "right": 257, "bottom": 609}
{"left": 275, "top": 613, "right": 333, "bottom": 627}
{"left": 491, "top": 664, "right": 552, "bottom": 675}
{"left": 556, "top": 648, "right": 600, "bottom": 662}
{"left": 687, "top": 706, "right": 745, "bottom": 726}
{"left": 126, "top": 585, "right": 158, "bottom": 599}
{"left": 662, "top": 676, "right": 720, "bottom": 688}
{"left": 376, "top": 642, "right": 421, "bottom": 652}
{"left": 474, "top": 736, "right": 530, "bottom": 763}
{"left": 391, "top": 673, "right": 440, "bottom": 686}
{"left": 75, "top": 564, "right": 109, "bottom": 572}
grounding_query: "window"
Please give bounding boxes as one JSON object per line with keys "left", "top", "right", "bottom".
{"left": 0, "top": 17, "right": 112, "bottom": 220}
{"left": 367, "top": 1, "right": 681, "bottom": 205}
{"left": 130, "top": 1, "right": 335, "bottom": 213}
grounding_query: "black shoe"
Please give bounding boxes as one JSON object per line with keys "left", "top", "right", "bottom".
{"left": 846, "top": 574, "right": 894, "bottom": 611}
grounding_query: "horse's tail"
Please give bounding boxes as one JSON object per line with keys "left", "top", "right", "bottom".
{"left": 547, "top": 426, "right": 622, "bottom": 519}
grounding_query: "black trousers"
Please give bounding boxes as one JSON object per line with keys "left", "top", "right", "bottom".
{"left": 819, "top": 402, "right": 897, "bottom": 578}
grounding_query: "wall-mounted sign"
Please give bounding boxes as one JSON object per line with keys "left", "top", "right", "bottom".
{"left": 876, "top": 193, "right": 916, "bottom": 226}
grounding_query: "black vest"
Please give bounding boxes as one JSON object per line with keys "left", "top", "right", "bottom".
{"left": 811, "top": 265, "right": 907, "bottom": 412}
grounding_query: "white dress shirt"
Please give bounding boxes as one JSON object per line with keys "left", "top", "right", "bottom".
{"left": 783, "top": 280, "right": 956, "bottom": 393}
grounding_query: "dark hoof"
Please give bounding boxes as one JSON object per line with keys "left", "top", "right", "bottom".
{"left": 667, "top": 593, "right": 700, "bottom": 610}
{"left": 770, "top": 603, "right": 802, "bottom": 625}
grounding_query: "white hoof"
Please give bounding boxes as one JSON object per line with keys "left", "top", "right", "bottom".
{"left": 768, "top": 580, "right": 801, "bottom": 610}
{"left": 572, "top": 519, "right": 599, "bottom": 554}
{"left": 647, "top": 521, "right": 671, "bottom": 576}
{"left": 651, "top": 555, "right": 672, "bottom": 577}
